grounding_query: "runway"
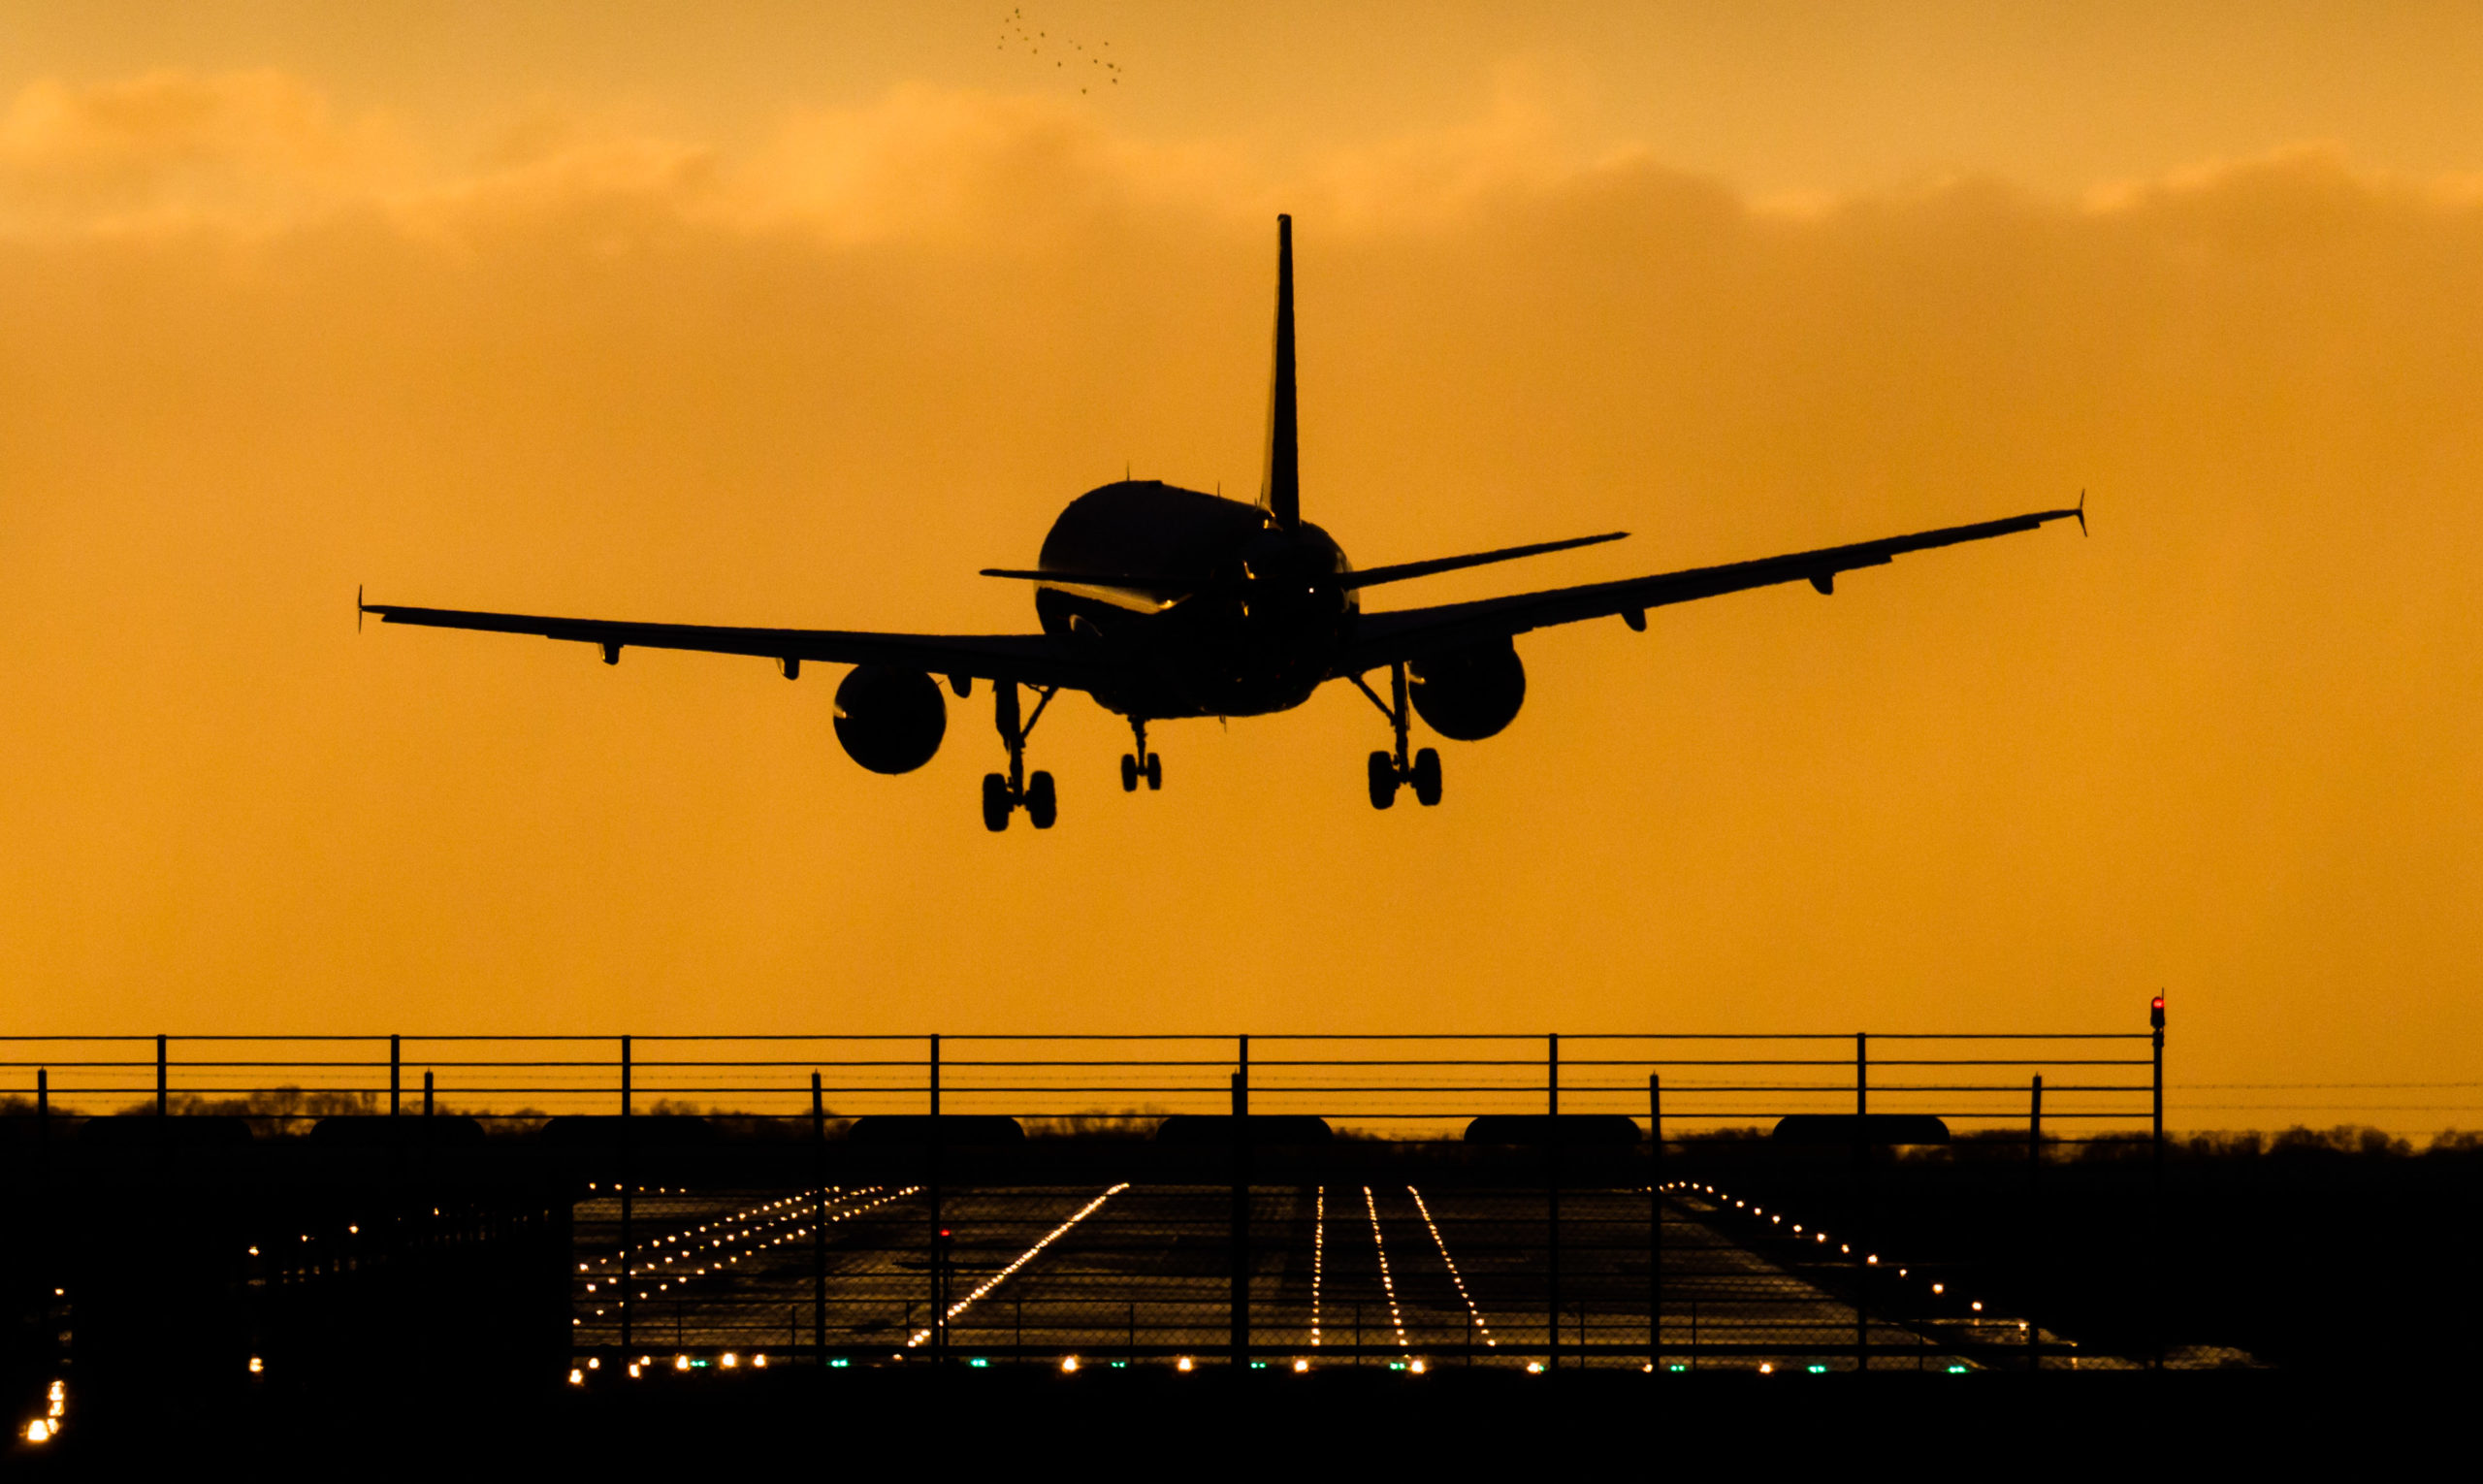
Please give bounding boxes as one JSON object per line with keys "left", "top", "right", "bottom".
{"left": 567, "top": 1179, "right": 2115, "bottom": 1371}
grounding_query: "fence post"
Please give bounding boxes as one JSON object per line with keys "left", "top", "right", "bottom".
{"left": 620, "top": 1035, "right": 633, "bottom": 1358}
{"left": 928, "top": 1033, "right": 943, "bottom": 1365}
{"left": 36, "top": 1067, "right": 48, "bottom": 1157}
{"left": 2150, "top": 994, "right": 2166, "bottom": 1371}
{"left": 812, "top": 1070, "right": 828, "bottom": 1364}
{"left": 390, "top": 1036, "right": 401, "bottom": 1116}
{"left": 1547, "top": 1032, "right": 1560, "bottom": 1374}
{"left": 1854, "top": 1031, "right": 1869, "bottom": 1371}
{"left": 156, "top": 1034, "right": 168, "bottom": 1116}
{"left": 2027, "top": 1073, "right": 2044, "bottom": 1371}
{"left": 422, "top": 1069, "right": 433, "bottom": 1117}
{"left": 1231, "top": 1034, "right": 1250, "bottom": 1371}
{"left": 1649, "top": 1072, "right": 1661, "bottom": 1375}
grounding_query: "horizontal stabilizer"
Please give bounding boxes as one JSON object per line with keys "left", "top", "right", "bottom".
{"left": 979, "top": 567, "right": 1196, "bottom": 598}
{"left": 1338, "top": 531, "right": 1628, "bottom": 591}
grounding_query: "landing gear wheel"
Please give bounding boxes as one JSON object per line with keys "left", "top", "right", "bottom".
{"left": 1410, "top": 747, "right": 1442, "bottom": 807}
{"left": 1367, "top": 751, "right": 1399, "bottom": 810}
{"left": 1120, "top": 754, "right": 1140, "bottom": 792}
{"left": 1025, "top": 770, "right": 1057, "bottom": 829}
{"left": 1144, "top": 753, "right": 1162, "bottom": 790}
{"left": 982, "top": 773, "right": 1012, "bottom": 832}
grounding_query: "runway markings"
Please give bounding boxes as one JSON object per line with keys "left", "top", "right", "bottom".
{"left": 1405, "top": 1184, "right": 1495, "bottom": 1350}
{"left": 1362, "top": 1186, "right": 1412, "bottom": 1360}
{"left": 905, "top": 1183, "right": 1131, "bottom": 1348}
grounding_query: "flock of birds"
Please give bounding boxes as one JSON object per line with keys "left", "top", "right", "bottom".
{"left": 998, "top": 8, "right": 1120, "bottom": 94}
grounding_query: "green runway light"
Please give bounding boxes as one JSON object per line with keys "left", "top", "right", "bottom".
{"left": 1251, "top": 1362, "right": 1269, "bottom": 1370}
{"left": 1807, "top": 1365, "right": 1826, "bottom": 1373}
{"left": 1111, "top": 1361, "right": 1127, "bottom": 1369}
{"left": 1947, "top": 1365, "right": 1970, "bottom": 1373}
{"left": 828, "top": 1359, "right": 849, "bottom": 1369}
{"left": 969, "top": 1358, "right": 988, "bottom": 1368}
{"left": 1669, "top": 1365, "right": 1688, "bottom": 1371}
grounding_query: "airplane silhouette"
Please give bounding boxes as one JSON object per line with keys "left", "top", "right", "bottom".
{"left": 362, "top": 216, "right": 2083, "bottom": 831}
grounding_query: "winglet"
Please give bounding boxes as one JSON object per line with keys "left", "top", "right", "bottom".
{"left": 2075, "top": 488, "right": 2087, "bottom": 536}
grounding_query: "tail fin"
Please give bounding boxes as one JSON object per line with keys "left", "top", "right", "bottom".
{"left": 1258, "top": 214, "right": 1299, "bottom": 529}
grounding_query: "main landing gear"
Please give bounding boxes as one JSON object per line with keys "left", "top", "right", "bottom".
{"left": 983, "top": 680, "right": 1058, "bottom": 832}
{"left": 1351, "top": 661, "right": 1442, "bottom": 810}
{"left": 1119, "top": 718, "right": 1163, "bottom": 793}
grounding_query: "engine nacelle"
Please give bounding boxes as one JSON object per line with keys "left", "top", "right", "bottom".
{"left": 1408, "top": 639, "right": 1526, "bottom": 741}
{"left": 833, "top": 666, "right": 947, "bottom": 774}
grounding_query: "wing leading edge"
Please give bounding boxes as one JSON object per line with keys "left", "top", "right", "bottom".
{"left": 1338, "top": 501, "right": 2084, "bottom": 674}
{"left": 358, "top": 602, "right": 1100, "bottom": 693}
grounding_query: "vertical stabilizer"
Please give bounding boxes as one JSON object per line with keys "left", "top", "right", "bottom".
{"left": 1258, "top": 214, "right": 1299, "bottom": 528}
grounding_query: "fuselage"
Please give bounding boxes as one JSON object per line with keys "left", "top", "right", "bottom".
{"left": 1032, "top": 480, "right": 1356, "bottom": 719}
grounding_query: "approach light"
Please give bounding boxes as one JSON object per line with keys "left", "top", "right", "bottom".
{"left": 1971, "top": 1302, "right": 1983, "bottom": 1312}
{"left": 1177, "top": 1357, "right": 1193, "bottom": 1371}
{"left": 1061, "top": 1356, "right": 1080, "bottom": 1373}
{"left": 1409, "top": 1360, "right": 1427, "bottom": 1374}
{"left": 1293, "top": 1360, "right": 1309, "bottom": 1372}
{"left": 587, "top": 1358, "right": 599, "bottom": 1370}
{"left": 721, "top": 1353, "right": 737, "bottom": 1369}
{"left": 675, "top": 1355, "right": 690, "bottom": 1371}
{"left": 25, "top": 1420, "right": 51, "bottom": 1443}
{"left": 1758, "top": 1363, "right": 1774, "bottom": 1374}
{"left": 567, "top": 1369, "right": 584, "bottom": 1386}
{"left": 248, "top": 1357, "right": 264, "bottom": 1375}
{"left": 1932, "top": 1283, "right": 1945, "bottom": 1295}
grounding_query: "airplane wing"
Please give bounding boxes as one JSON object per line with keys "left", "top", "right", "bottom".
{"left": 1337, "top": 501, "right": 2083, "bottom": 674}
{"left": 359, "top": 600, "right": 1103, "bottom": 692}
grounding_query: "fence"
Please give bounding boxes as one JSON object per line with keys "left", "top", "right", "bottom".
{"left": 2, "top": 1007, "right": 2169, "bottom": 1381}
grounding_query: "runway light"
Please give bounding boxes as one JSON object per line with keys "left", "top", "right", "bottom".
{"left": 248, "top": 1357, "right": 264, "bottom": 1374}
{"left": 25, "top": 1420, "right": 51, "bottom": 1443}
{"left": 247, "top": 1246, "right": 259, "bottom": 1257}
{"left": 1948, "top": 1365, "right": 1970, "bottom": 1373}
{"left": 1293, "top": 1359, "right": 1309, "bottom": 1372}
{"left": 348, "top": 1225, "right": 359, "bottom": 1235}
{"left": 1867, "top": 1255, "right": 1879, "bottom": 1265}
{"left": 628, "top": 1364, "right": 641, "bottom": 1378}
{"left": 674, "top": 1355, "right": 690, "bottom": 1371}
{"left": 754, "top": 1354, "right": 766, "bottom": 1369}
{"left": 587, "top": 1358, "right": 599, "bottom": 1370}
{"left": 567, "top": 1369, "right": 584, "bottom": 1385}
{"left": 1526, "top": 1362, "right": 1544, "bottom": 1374}
{"left": 1061, "top": 1356, "right": 1080, "bottom": 1373}
{"left": 1971, "top": 1302, "right": 1983, "bottom": 1312}
{"left": 1177, "top": 1357, "right": 1193, "bottom": 1371}
{"left": 1932, "top": 1283, "right": 1945, "bottom": 1295}
{"left": 721, "top": 1353, "right": 737, "bottom": 1369}
{"left": 1409, "top": 1360, "right": 1427, "bottom": 1374}
{"left": 1758, "top": 1363, "right": 1774, "bottom": 1374}
{"left": 1807, "top": 1365, "right": 1826, "bottom": 1373}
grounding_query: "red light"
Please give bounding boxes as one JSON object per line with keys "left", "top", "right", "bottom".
{"left": 2151, "top": 996, "right": 2164, "bottom": 1009}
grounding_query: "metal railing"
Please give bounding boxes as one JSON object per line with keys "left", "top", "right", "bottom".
{"left": 2, "top": 1009, "right": 2171, "bottom": 1381}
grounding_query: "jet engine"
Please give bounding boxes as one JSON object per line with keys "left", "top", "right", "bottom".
{"left": 833, "top": 665, "right": 947, "bottom": 774}
{"left": 1407, "top": 639, "right": 1526, "bottom": 741}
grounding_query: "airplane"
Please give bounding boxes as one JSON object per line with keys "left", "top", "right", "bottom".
{"left": 361, "top": 215, "right": 2084, "bottom": 832}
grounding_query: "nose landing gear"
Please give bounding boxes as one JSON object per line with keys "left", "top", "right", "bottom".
{"left": 982, "top": 681, "right": 1059, "bottom": 831}
{"left": 1351, "top": 661, "right": 1442, "bottom": 810}
{"left": 1120, "top": 718, "right": 1163, "bottom": 793}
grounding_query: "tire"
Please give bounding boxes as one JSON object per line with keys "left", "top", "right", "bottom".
{"left": 1026, "top": 770, "right": 1057, "bottom": 829}
{"left": 1120, "top": 754, "right": 1139, "bottom": 792}
{"left": 1367, "top": 751, "right": 1399, "bottom": 810}
{"left": 1144, "top": 754, "right": 1162, "bottom": 791}
{"left": 982, "top": 773, "right": 1013, "bottom": 832}
{"left": 1411, "top": 747, "right": 1442, "bottom": 807}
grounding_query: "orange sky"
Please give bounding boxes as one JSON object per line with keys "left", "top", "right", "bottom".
{"left": 3, "top": 3, "right": 2480, "bottom": 1131}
